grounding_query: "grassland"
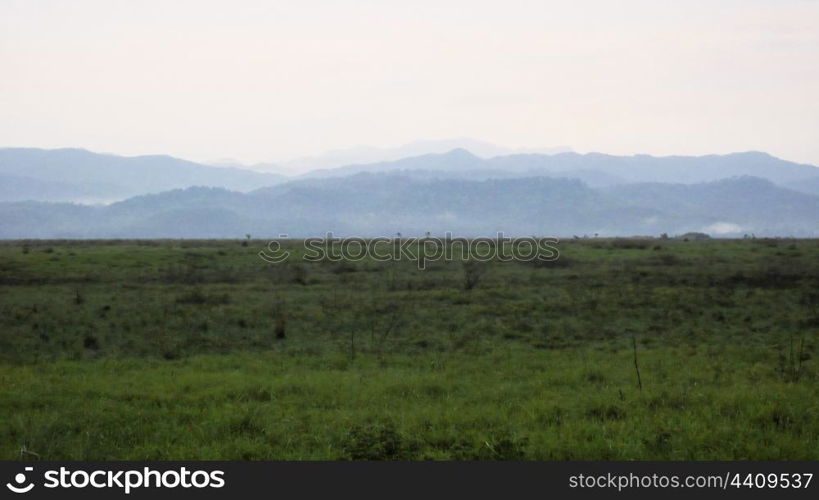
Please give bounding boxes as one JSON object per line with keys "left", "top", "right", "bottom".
{"left": 0, "top": 238, "right": 817, "bottom": 460}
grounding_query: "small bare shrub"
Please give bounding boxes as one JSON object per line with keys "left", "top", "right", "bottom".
{"left": 275, "top": 315, "right": 287, "bottom": 340}
{"left": 290, "top": 264, "right": 309, "bottom": 285}
{"left": 462, "top": 261, "right": 488, "bottom": 290}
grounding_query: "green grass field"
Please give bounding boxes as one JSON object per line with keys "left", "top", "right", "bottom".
{"left": 0, "top": 238, "right": 817, "bottom": 460}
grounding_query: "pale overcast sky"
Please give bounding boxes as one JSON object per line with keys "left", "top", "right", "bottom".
{"left": 1, "top": 0, "right": 818, "bottom": 166}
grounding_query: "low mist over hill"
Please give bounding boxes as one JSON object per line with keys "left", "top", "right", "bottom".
{"left": 1, "top": 147, "right": 818, "bottom": 238}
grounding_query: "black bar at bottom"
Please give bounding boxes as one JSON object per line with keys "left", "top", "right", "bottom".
{"left": 1, "top": 462, "right": 816, "bottom": 499}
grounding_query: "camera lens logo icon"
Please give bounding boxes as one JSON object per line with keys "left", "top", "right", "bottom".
{"left": 6, "top": 467, "right": 35, "bottom": 494}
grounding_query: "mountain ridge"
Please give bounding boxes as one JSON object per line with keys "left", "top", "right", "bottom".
{"left": 0, "top": 147, "right": 287, "bottom": 203}
{"left": 4, "top": 147, "right": 818, "bottom": 203}
{"left": 2, "top": 173, "right": 817, "bottom": 239}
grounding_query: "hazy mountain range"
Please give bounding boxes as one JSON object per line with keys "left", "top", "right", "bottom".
{"left": 211, "top": 138, "right": 574, "bottom": 174}
{"left": 1, "top": 146, "right": 818, "bottom": 238}
{"left": 0, "top": 148, "right": 286, "bottom": 204}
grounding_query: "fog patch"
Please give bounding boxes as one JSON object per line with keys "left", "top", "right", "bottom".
{"left": 703, "top": 222, "right": 742, "bottom": 235}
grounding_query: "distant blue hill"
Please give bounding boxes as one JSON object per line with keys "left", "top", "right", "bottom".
{"left": 2, "top": 174, "right": 817, "bottom": 238}
{"left": 0, "top": 148, "right": 286, "bottom": 203}
{"left": 301, "top": 149, "right": 819, "bottom": 187}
